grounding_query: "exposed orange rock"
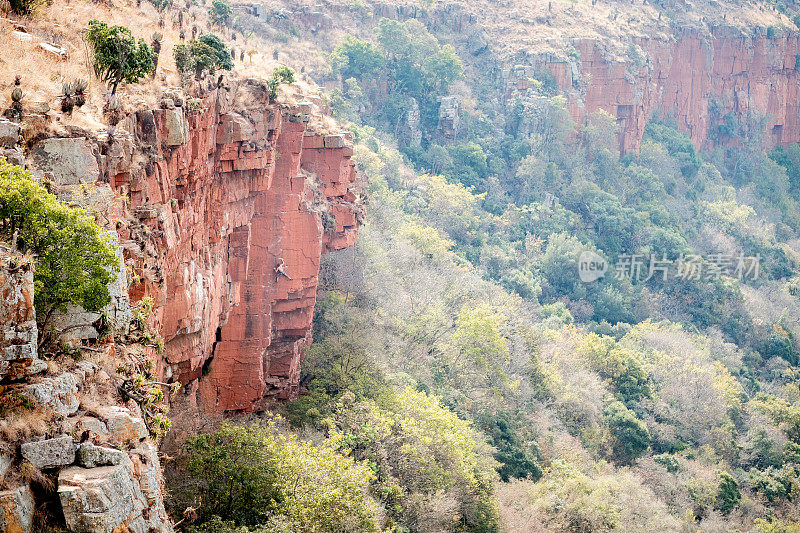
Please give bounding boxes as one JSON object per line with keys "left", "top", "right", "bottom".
{"left": 517, "top": 29, "right": 800, "bottom": 152}
{"left": 120, "top": 80, "right": 362, "bottom": 412}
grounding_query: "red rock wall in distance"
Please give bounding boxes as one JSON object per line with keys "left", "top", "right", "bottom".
{"left": 121, "top": 80, "right": 360, "bottom": 412}
{"left": 518, "top": 29, "right": 800, "bottom": 153}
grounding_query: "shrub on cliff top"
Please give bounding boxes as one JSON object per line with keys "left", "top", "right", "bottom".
{"left": 268, "top": 66, "right": 296, "bottom": 100}
{"left": 208, "top": 0, "right": 233, "bottom": 26}
{"left": 174, "top": 34, "right": 233, "bottom": 79}
{"left": 0, "top": 159, "right": 119, "bottom": 332}
{"left": 85, "top": 20, "right": 155, "bottom": 95}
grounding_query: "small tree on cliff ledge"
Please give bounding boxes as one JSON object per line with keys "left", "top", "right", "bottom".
{"left": 174, "top": 34, "right": 233, "bottom": 80}
{"left": 268, "top": 66, "right": 295, "bottom": 100}
{"left": 85, "top": 20, "right": 155, "bottom": 95}
{"left": 0, "top": 159, "right": 119, "bottom": 337}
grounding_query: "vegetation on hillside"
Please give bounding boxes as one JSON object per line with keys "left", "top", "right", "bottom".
{"left": 9, "top": 0, "right": 800, "bottom": 529}
{"left": 174, "top": 33, "right": 234, "bottom": 79}
{"left": 164, "top": 12, "right": 800, "bottom": 529}
{"left": 197, "top": 15, "right": 800, "bottom": 532}
{"left": 86, "top": 19, "right": 155, "bottom": 95}
{"left": 0, "top": 159, "right": 119, "bottom": 333}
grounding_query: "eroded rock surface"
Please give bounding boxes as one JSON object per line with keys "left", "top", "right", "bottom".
{"left": 115, "top": 79, "right": 362, "bottom": 412}
{"left": 0, "top": 250, "right": 41, "bottom": 380}
{"left": 0, "top": 486, "right": 34, "bottom": 533}
{"left": 59, "top": 443, "right": 171, "bottom": 533}
{"left": 20, "top": 435, "right": 76, "bottom": 469}
{"left": 509, "top": 30, "right": 800, "bottom": 152}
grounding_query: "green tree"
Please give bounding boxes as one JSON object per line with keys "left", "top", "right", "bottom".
{"left": 0, "top": 159, "right": 119, "bottom": 331}
{"left": 375, "top": 18, "right": 412, "bottom": 59}
{"left": 448, "top": 142, "right": 488, "bottom": 188}
{"left": 331, "top": 35, "right": 386, "bottom": 79}
{"left": 85, "top": 20, "right": 155, "bottom": 95}
{"left": 332, "top": 388, "right": 500, "bottom": 531}
{"left": 770, "top": 143, "right": 800, "bottom": 193}
{"left": 604, "top": 400, "right": 650, "bottom": 464}
{"left": 579, "top": 334, "right": 651, "bottom": 405}
{"left": 398, "top": 220, "right": 454, "bottom": 257}
{"left": 423, "top": 44, "right": 463, "bottom": 94}
{"left": 714, "top": 471, "right": 741, "bottom": 514}
{"left": 208, "top": 0, "right": 233, "bottom": 26}
{"left": 475, "top": 410, "right": 542, "bottom": 482}
{"left": 8, "top": 0, "right": 43, "bottom": 16}
{"left": 643, "top": 120, "right": 701, "bottom": 178}
{"left": 539, "top": 232, "right": 586, "bottom": 297}
{"left": 268, "top": 66, "right": 295, "bottom": 99}
{"left": 187, "top": 423, "right": 282, "bottom": 525}
{"left": 199, "top": 34, "right": 234, "bottom": 70}
{"left": 373, "top": 18, "right": 463, "bottom": 112}
{"left": 174, "top": 34, "right": 233, "bottom": 78}
{"left": 187, "top": 419, "right": 380, "bottom": 531}
{"left": 452, "top": 303, "right": 509, "bottom": 364}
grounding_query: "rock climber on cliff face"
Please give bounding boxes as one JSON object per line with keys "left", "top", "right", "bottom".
{"left": 275, "top": 257, "right": 292, "bottom": 281}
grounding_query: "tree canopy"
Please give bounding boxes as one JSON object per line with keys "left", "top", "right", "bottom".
{"left": 85, "top": 20, "right": 154, "bottom": 94}
{"left": 0, "top": 159, "right": 119, "bottom": 329}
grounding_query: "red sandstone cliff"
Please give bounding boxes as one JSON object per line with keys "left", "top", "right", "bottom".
{"left": 518, "top": 29, "right": 800, "bottom": 152}
{"left": 117, "top": 79, "right": 362, "bottom": 412}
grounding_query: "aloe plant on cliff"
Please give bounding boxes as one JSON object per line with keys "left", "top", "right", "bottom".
{"left": 85, "top": 20, "right": 155, "bottom": 95}
{"left": 0, "top": 159, "right": 119, "bottom": 338}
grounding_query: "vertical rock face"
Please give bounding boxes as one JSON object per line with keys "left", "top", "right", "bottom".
{"left": 120, "top": 79, "right": 362, "bottom": 412}
{"left": 510, "top": 30, "right": 800, "bottom": 152}
{"left": 0, "top": 249, "right": 43, "bottom": 380}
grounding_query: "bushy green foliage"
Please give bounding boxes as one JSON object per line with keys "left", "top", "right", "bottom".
{"left": 769, "top": 143, "right": 800, "bottom": 192}
{"left": 604, "top": 400, "right": 651, "bottom": 464}
{"left": 447, "top": 142, "right": 488, "bottom": 188}
{"left": 475, "top": 411, "right": 542, "bottom": 482}
{"left": 332, "top": 35, "right": 385, "bottom": 79}
{"left": 85, "top": 20, "right": 154, "bottom": 94}
{"left": 267, "top": 66, "right": 295, "bottom": 99}
{"left": 579, "top": 334, "right": 651, "bottom": 405}
{"left": 8, "top": 0, "right": 44, "bottom": 16}
{"left": 303, "top": 21, "right": 800, "bottom": 529}
{"left": 654, "top": 453, "right": 680, "bottom": 473}
{"left": 714, "top": 471, "right": 741, "bottom": 514}
{"left": 399, "top": 220, "right": 454, "bottom": 257}
{"left": 174, "top": 34, "right": 233, "bottom": 78}
{"left": 332, "top": 388, "right": 500, "bottom": 531}
{"left": 186, "top": 419, "right": 380, "bottom": 531}
{"left": 449, "top": 302, "right": 510, "bottom": 376}
{"left": 749, "top": 465, "right": 800, "bottom": 503}
{"left": 331, "top": 18, "right": 463, "bottom": 132}
{"left": 0, "top": 159, "right": 119, "bottom": 329}
{"left": 643, "top": 120, "right": 701, "bottom": 177}
{"left": 208, "top": 0, "right": 232, "bottom": 26}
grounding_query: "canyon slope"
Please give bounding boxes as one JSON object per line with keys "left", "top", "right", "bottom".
{"left": 0, "top": 74, "right": 361, "bottom": 531}
{"left": 254, "top": 0, "right": 800, "bottom": 152}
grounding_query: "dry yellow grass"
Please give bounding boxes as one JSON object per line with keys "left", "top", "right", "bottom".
{"left": 0, "top": 0, "right": 187, "bottom": 130}
{"left": 0, "top": 0, "right": 346, "bottom": 137}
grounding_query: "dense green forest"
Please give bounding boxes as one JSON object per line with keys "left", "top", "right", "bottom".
{"left": 174, "top": 16, "right": 800, "bottom": 533}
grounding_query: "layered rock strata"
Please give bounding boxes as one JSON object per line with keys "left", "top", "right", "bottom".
{"left": 507, "top": 30, "right": 800, "bottom": 152}
{"left": 112, "top": 80, "right": 362, "bottom": 412}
